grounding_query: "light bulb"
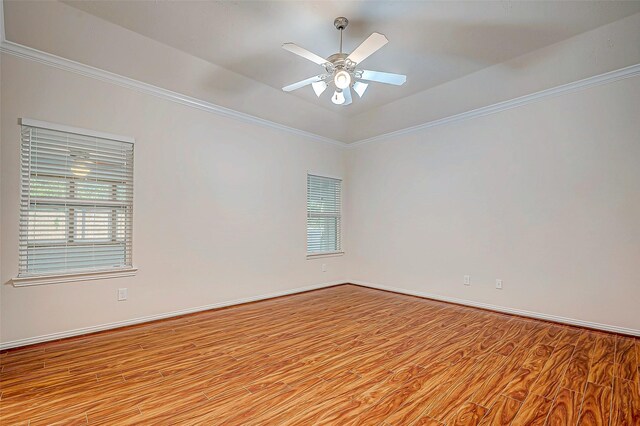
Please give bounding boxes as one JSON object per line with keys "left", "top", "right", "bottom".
{"left": 331, "top": 90, "right": 345, "bottom": 105}
{"left": 334, "top": 70, "right": 351, "bottom": 90}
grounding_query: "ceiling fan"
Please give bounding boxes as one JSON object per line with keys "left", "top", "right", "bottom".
{"left": 282, "top": 17, "right": 406, "bottom": 106}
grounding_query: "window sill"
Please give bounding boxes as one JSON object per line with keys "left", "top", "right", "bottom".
{"left": 306, "top": 251, "right": 344, "bottom": 260}
{"left": 11, "top": 268, "right": 138, "bottom": 287}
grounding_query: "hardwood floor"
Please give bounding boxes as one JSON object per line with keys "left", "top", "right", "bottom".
{"left": 1, "top": 284, "right": 638, "bottom": 425}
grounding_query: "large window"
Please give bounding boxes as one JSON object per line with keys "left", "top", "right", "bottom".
{"left": 18, "top": 120, "right": 134, "bottom": 278}
{"left": 307, "top": 174, "right": 342, "bottom": 256}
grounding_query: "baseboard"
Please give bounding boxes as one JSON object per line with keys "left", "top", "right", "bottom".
{"left": 0, "top": 280, "right": 347, "bottom": 350}
{"left": 349, "top": 280, "right": 640, "bottom": 337}
{"left": 4, "top": 279, "right": 637, "bottom": 349}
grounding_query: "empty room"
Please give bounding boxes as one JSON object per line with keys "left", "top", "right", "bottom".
{"left": 1, "top": 0, "right": 639, "bottom": 424}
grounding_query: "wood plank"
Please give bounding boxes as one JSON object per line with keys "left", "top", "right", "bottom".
{"left": 510, "top": 393, "right": 554, "bottom": 425}
{"left": 501, "top": 344, "right": 554, "bottom": 401}
{"left": 577, "top": 382, "right": 612, "bottom": 426}
{"left": 427, "top": 353, "right": 504, "bottom": 422}
{"left": 381, "top": 361, "right": 453, "bottom": 425}
{"left": 469, "top": 345, "right": 530, "bottom": 407}
{"left": 447, "top": 401, "right": 488, "bottom": 426}
{"left": 610, "top": 376, "right": 640, "bottom": 425}
{"left": 589, "top": 334, "right": 615, "bottom": 365}
{"left": 614, "top": 337, "right": 638, "bottom": 382}
{"left": 554, "top": 328, "right": 583, "bottom": 347}
{"left": 529, "top": 343, "right": 575, "bottom": 399}
{"left": 546, "top": 388, "right": 583, "bottom": 426}
{"left": 412, "top": 416, "right": 444, "bottom": 425}
{"left": 587, "top": 361, "right": 614, "bottom": 387}
{"left": 561, "top": 354, "right": 590, "bottom": 393}
{"left": 0, "top": 285, "right": 634, "bottom": 424}
{"left": 27, "top": 410, "right": 88, "bottom": 426}
{"left": 478, "top": 395, "right": 521, "bottom": 426}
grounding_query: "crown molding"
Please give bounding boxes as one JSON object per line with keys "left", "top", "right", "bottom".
{"left": 0, "top": 0, "right": 638, "bottom": 149}
{"left": 0, "top": 39, "right": 348, "bottom": 148}
{"left": 348, "top": 62, "right": 640, "bottom": 147}
{"left": 0, "top": 0, "right": 5, "bottom": 42}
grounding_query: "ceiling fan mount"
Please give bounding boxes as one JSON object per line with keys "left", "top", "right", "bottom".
{"left": 333, "top": 16, "right": 349, "bottom": 31}
{"left": 282, "top": 17, "right": 406, "bottom": 106}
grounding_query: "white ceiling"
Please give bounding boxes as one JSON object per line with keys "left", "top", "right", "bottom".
{"left": 63, "top": 1, "right": 640, "bottom": 118}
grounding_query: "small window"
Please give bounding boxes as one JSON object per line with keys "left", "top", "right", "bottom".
{"left": 307, "top": 174, "right": 342, "bottom": 256}
{"left": 19, "top": 120, "right": 134, "bottom": 277}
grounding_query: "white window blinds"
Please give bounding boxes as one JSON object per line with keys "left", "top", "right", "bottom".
{"left": 19, "top": 121, "right": 134, "bottom": 277}
{"left": 307, "top": 174, "right": 342, "bottom": 255}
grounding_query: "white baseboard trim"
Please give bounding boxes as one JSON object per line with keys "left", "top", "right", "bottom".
{"left": 349, "top": 280, "right": 640, "bottom": 337}
{"left": 0, "top": 280, "right": 347, "bottom": 350}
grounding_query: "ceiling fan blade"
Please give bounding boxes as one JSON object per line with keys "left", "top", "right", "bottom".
{"left": 282, "top": 75, "right": 323, "bottom": 92}
{"left": 353, "top": 81, "right": 369, "bottom": 98}
{"left": 346, "top": 32, "right": 388, "bottom": 65}
{"left": 360, "top": 70, "right": 407, "bottom": 86}
{"left": 311, "top": 81, "right": 328, "bottom": 97}
{"left": 282, "top": 43, "right": 328, "bottom": 65}
{"left": 343, "top": 87, "right": 353, "bottom": 106}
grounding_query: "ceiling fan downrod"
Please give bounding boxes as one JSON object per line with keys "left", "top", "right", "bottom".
{"left": 334, "top": 17, "right": 348, "bottom": 54}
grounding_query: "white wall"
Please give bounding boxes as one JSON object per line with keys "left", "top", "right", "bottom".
{"left": 347, "top": 12, "right": 640, "bottom": 142}
{"left": 2, "top": 0, "right": 347, "bottom": 142}
{"left": 2, "top": 3, "right": 639, "bottom": 346}
{"left": 6, "top": 1, "right": 639, "bottom": 144}
{"left": 0, "top": 53, "right": 349, "bottom": 344}
{"left": 347, "top": 74, "right": 640, "bottom": 332}
{"left": 2, "top": 54, "right": 640, "bottom": 345}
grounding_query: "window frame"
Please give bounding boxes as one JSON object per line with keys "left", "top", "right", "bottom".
{"left": 306, "top": 173, "right": 344, "bottom": 259}
{"left": 11, "top": 119, "right": 137, "bottom": 287}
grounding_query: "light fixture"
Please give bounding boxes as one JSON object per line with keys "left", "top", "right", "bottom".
{"left": 71, "top": 160, "right": 90, "bottom": 177}
{"left": 331, "top": 90, "right": 345, "bottom": 105}
{"left": 334, "top": 70, "right": 351, "bottom": 89}
{"left": 353, "top": 81, "right": 369, "bottom": 98}
{"left": 281, "top": 17, "right": 407, "bottom": 106}
{"left": 311, "top": 80, "right": 328, "bottom": 97}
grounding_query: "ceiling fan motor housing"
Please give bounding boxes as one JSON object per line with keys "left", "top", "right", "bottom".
{"left": 325, "top": 53, "right": 357, "bottom": 87}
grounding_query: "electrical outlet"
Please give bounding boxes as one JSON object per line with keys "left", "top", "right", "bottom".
{"left": 496, "top": 279, "right": 503, "bottom": 290}
{"left": 321, "top": 263, "right": 327, "bottom": 272}
{"left": 118, "top": 288, "right": 128, "bottom": 301}
{"left": 464, "top": 275, "right": 470, "bottom": 286}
